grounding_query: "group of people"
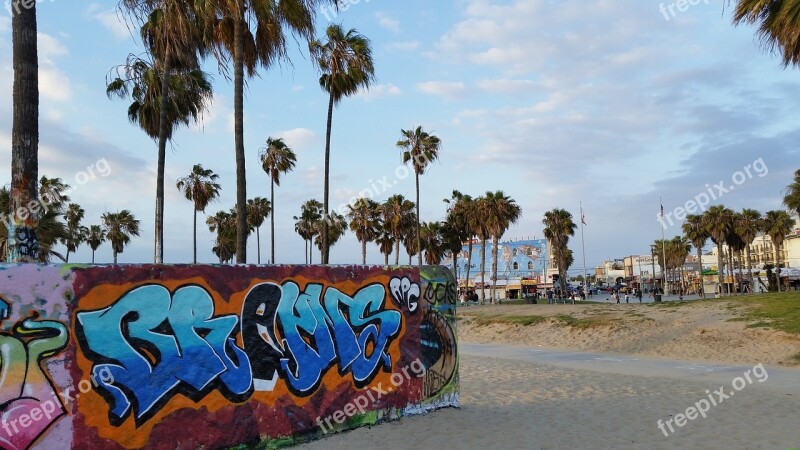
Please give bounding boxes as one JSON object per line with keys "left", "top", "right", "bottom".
{"left": 608, "top": 288, "right": 644, "bottom": 304}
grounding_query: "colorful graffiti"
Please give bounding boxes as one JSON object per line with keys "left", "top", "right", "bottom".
{"left": 0, "top": 264, "right": 458, "bottom": 449}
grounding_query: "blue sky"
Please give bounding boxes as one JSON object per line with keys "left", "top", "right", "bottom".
{"left": 1, "top": 0, "right": 799, "bottom": 268}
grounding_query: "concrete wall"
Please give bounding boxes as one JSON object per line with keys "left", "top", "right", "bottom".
{"left": 0, "top": 264, "right": 459, "bottom": 449}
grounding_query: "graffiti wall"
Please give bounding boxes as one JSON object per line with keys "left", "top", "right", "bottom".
{"left": 0, "top": 264, "right": 459, "bottom": 449}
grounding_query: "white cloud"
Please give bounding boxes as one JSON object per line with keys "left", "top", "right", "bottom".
{"left": 416, "top": 81, "right": 467, "bottom": 99}
{"left": 477, "top": 79, "right": 538, "bottom": 95}
{"left": 86, "top": 4, "right": 130, "bottom": 39}
{"left": 276, "top": 128, "right": 318, "bottom": 151}
{"left": 37, "top": 33, "right": 72, "bottom": 103}
{"left": 0, "top": 16, "right": 10, "bottom": 34}
{"left": 356, "top": 83, "right": 402, "bottom": 101}
{"left": 375, "top": 12, "right": 400, "bottom": 32}
{"left": 38, "top": 33, "right": 68, "bottom": 61}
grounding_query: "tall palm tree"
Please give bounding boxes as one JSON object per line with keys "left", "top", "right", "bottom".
{"left": 762, "top": 209, "right": 795, "bottom": 290}
{"left": 207, "top": 209, "right": 237, "bottom": 264}
{"left": 736, "top": 208, "right": 762, "bottom": 289}
{"left": 86, "top": 225, "right": 106, "bottom": 264}
{"left": 441, "top": 212, "right": 469, "bottom": 289}
{"left": 102, "top": 210, "right": 141, "bottom": 264}
{"left": 176, "top": 164, "right": 221, "bottom": 263}
{"left": 114, "top": 0, "right": 212, "bottom": 264}
{"left": 346, "top": 198, "right": 381, "bottom": 264}
{"left": 730, "top": 0, "right": 800, "bottom": 67}
{"left": 206, "top": 0, "right": 333, "bottom": 264}
{"left": 420, "top": 221, "right": 445, "bottom": 265}
{"left": 683, "top": 214, "right": 710, "bottom": 298}
{"left": 543, "top": 208, "right": 577, "bottom": 297}
{"left": 703, "top": 205, "right": 735, "bottom": 296}
{"left": 107, "top": 52, "right": 212, "bottom": 263}
{"left": 259, "top": 137, "right": 296, "bottom": 264}
{"left": 382, "top": 195, "right": 415, "bottom": 266}
{"left": 314, "top": 211, "right": 347, "bottom": 260}
{"left": 39, "top": 176, "right": 70, "bottom": 210}
{"left": 401, "top": 212, "right": 419, "bottom": 266}
{"left": 483, "top": 191, "right": 521, "bottom": 302}
{"left": 471, "top": 196, "right": 492, "bottom": 302}
{"left": 783, "top": 169, "right": 800, "bottom": 215}
{"left": 247, "top": 197, "right": 272, "bottom": 264}
{"left": 9, "top": 0, "right": 39, "bottom": 262}
{"left": 396, "top": 126, "right": 442, "bottom": 269}
{"left": 62, "top": 203, "right": 87, "bottom": 263}
{"left": 310, "top": 24, "right": 376, "bottom": 264}
{"left": 294, "top": 199, "right": 323, "bottom": 264}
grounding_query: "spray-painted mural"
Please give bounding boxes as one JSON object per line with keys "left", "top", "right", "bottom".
{"left": 0, "top": 264, "right": 459, "bottom": 449}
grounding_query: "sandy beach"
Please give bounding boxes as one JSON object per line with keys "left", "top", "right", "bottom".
{"left": 301, "top": 299, "right": 800, "bottom": 449}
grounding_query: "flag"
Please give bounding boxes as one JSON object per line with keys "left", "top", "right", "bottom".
{"left": 660, "top": 203, "right": 664, "bottom": 219}
{"left": 581, "top": 211, "right": 586, "bottom": 226}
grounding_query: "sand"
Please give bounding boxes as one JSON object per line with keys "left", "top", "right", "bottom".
{"left": 299, "top": 301, "right": 800, "bottom": 449}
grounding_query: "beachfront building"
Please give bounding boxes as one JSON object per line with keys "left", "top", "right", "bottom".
{"left": 442, "top": 238, "right": 547, "bottom": 299}
{"left": 594, "top": 259, "right": 627, "bottom": 287}
{"left": 622, "top": 255, "right": 663, "bottom": 291}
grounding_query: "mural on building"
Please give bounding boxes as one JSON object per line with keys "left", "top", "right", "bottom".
{"left": 0, "top": 264, "right": 458, "bottom": 449}
{"left": 443, "top": 239, "right": 547, "bottom": 283}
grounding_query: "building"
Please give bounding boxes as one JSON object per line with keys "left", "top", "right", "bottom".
{"left": 442, "top": 238, "right": 547, "bottom": 298}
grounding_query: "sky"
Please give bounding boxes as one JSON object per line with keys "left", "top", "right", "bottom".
{"left": 1, "top": 0, "right": 799, "bottom": 269}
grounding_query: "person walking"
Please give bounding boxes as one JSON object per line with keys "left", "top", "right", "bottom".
{"left": 625, "top": 292, "right": 629, "bottom": 303}
{"left": 615, "top": 292, "right": 621, "bottom": 304}
{"left": 637, "top": 289, "right": 643, "bottom": 303}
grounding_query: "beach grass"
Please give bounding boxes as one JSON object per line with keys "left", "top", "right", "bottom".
{"left": 468, "top": 314, "right": 548, "bottom": 327}
{"left": 554, "top": 314, "right": 619, "bottom": 329}
{"left": 723, "top": 292, "right": 800, "bottom": 335}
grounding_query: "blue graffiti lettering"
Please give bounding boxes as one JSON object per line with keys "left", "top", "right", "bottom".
{"left": 77, "top": 285, "right": 252, "bottom": 424}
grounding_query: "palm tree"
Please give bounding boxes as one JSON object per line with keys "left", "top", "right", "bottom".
{"left": 471, "top": 196, "right": 492, "bottom": 302}
{"left": 420, "top": 222, "right": 445, "bottom": 265}
{"left": 441, "top": 212, "right": 468, "bottom": 289}
{"left": 247, "top": 197, "right": 272, "bottom": 264}
{"left": 176, "top": 164, "right": 221, "bottom": 263}
{"left": 258, "top": 137, "right": 296, "bottom": 264}
{"left": 207, "top": 210, "right": 237, "bottom": 264}
{"left": 206, "top": 0, "right": 333, "bottom": 264}
{"left": 9, "top": 0, "right": 39, "bottom": 262}
{"left": 736, "top": 208, "right": 762, "bottom": 289}
{"left": 108, "top": 52, "right": 212, "bottom": 263}
{"left": 683, "top": 214, "right": 709, "bottom": 298}
{"left": 102, "top": 210, "right": 141, "bottom": 264}
{"left": 294, "top": 199, "right": 323, "bottom": 264}
{"left": 703, "top": 205, "right": 735, "bottom": 296}
{"left": 543, "top": 208, "right": 577, "bottom": 297}
{"left": 446, "top": 191, "right": 475, "bottom": 293}
{"left": 376, "top": 227, "right": 395, "bottom": 266}
{"left": 401, "top": 212, "right": 419, "bottom": 265}
{"left": 669, "top": 236, "right": 692, "bottom": 295}
{"left": 86, "top": 225, "right": 106, "bottom": 264}
{"left": 62, "top": 203, "right": 87, "bottom": 263}
{"left": 483, "top": 191, "right": 521, "bottom": 302}
{"left": 346, "top": 198, "right": 381, "bottom": 264}
{"left": 396, "top": 126, "right": 442, "bottom": 269}
{"left": 783, "top": 169, "right": 800, "bottom": 215}
{"left": 382, "top": 195, "right": 415, "bottom": 266}
{"left": 39, "top": 176, "right": 70, "bottom": 210}
{"left": 310, "top": 24, "right": 376, "bottom": 264}
{"left": 730, "top": 0, "right": 800, "bottom": 67}
{"left": 762, "top": 210, "right": 795, "bottom": 290}
{"left": 314, "top": 212, "right": 347, "bottom": 261}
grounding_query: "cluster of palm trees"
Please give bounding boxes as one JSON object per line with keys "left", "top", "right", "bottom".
{"left": 663, "top": 186, "right": 800, "bottom": 295}
{"left": 0, "top": 177, "right": 140, "bottom": 264}
{"left": 542, "top": 208, "right": 578, "bottom": 297}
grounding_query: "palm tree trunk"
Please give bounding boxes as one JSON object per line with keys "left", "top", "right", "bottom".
{"left": 697, "top": 247, "right": 704, "bottom": 298}
{"left": 192, "top": 208, "right": 197, "bottom": 264}
{"left": 234, "top": 14, "right": 247, "bottom": 264}
{"left": 480, "top": 238, "right": 486, "bottom": 303}
{"left": 394, "top": 239, "right": 400, "bottom": 266}
{"left": 408, "top": 252, "right": 412, "bottom": 266}
{"left": 384, "top": 251, "right": 389, "bottom": 266}
{"left": 304, "top": 239, "right": 308, "bottom": 264}
{"left": 154, "top": 50, "right": 172, "bottom": 265}
{"left": 728, "top": 249, "right": 735, "bottom": 295}
{"left": 717, "top": 243, "right": 724, "bottom": 296}
{"left": 775, "top": 246, "right": 782, "bottom": 291}
{"left": 361, "top": 239, "right": 367, "bottom": 265}
{"left": 91, "top": 249, "right": 95, "bottom": 264}
{"left": 10, "top": 3, "right": 39, "bottom": 263}
{"left": 465, "top": 240, "right": 473, "bottom": 297}
{"left": 270, "top": 178, "right": 275, "bottom": 264}
{"left": 492, "top": 236, "right": 499, "bottom": 303}
{"left": 256, "top": 227, "right": 261, "bottom": 265}
{"left": 747, "top": 246, "right": 753, "bottom": 293}
{"left": 322, "top": 92, "right": 335, "bottom": 265}
{"left": 113, "top": 251, "right": 118, "bottom": 264}
{"left": 415, "top": 171, "right": 421, "bottom": 269}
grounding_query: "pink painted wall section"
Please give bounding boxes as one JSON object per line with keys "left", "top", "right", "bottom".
{"left": 0, "top": 264, "right": 459, "bottom": 449}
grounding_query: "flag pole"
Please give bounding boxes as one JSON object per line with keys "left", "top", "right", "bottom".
{"left": 580, "top": 202, "right": 588, "bottom": 296}
{"left": 660, "top": 197, "right": 668, "bottom": 296}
